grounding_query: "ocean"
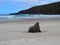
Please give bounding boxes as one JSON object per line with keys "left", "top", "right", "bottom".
{"left": 0, "top": 14, "right": 60, "bottom": 22}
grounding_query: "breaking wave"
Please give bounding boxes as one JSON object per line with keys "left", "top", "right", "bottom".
{"left": 0, "top": 14, "right": 60, "bottom": 21}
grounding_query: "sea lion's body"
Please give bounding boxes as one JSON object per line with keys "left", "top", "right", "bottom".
{"left": 28, "top": 22, "right": 41, "bottom": 33}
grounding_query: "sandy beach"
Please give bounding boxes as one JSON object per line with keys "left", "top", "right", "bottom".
{"left": 0, "top": 18, "right": 60, "bottom": 45}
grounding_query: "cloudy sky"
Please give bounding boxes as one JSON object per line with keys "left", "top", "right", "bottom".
{"left": 0, "top": 0, "right": 60, "bottom": 14}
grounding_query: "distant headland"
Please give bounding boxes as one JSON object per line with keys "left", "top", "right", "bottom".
{"left": 10, "top": 2, "right": 60, "bottom": 15}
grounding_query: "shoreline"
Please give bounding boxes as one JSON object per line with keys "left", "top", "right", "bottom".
{"left": 0, "top": 17, "right": 60, "bottom": 22}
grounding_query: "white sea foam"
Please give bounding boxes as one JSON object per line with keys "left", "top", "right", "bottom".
{"left": 0, "top": 14, "right": 60, "bottom": 21}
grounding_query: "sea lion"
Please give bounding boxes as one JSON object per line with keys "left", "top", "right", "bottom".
{"left": 28, "top": 22, "right": 41, "bottom": 33}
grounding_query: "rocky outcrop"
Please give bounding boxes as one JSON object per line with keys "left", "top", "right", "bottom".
{"left": 10, "top": 2, "right": 60, "bottom": 15}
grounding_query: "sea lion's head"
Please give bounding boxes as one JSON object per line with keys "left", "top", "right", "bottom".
{"left": 36, "top": 22, "right": 39, "bottom": 25}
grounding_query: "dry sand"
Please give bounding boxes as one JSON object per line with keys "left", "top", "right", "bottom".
{"left": 0, "top": 18, "right": 60, "bottom": 45}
